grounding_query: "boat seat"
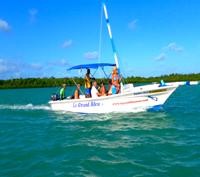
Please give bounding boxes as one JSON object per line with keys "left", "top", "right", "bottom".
{"left": 121, "top": 84, "right": 134, "bottom": 93}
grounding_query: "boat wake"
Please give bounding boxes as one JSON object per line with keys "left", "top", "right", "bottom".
{"left": 0, "top": 103, "right": 51, "bottom": 111}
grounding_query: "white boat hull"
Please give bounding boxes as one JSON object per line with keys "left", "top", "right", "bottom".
{"left": 49, "top": 83, "right": 178, "bottom": 113}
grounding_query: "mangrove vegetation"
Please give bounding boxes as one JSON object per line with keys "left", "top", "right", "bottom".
{"left": 0, "top": 73, "right": 200, "bottom": 89}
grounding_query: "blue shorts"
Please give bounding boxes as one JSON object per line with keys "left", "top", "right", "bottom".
{"left": 112, "top": 85, "right": 117, "bottom": 94}
{"left": 85, "top": 88, "right": 91, "bottom": 95}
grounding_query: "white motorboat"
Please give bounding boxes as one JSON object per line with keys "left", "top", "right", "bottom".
{"left": 49, "top": 3, "right": 179, "bottom": 113}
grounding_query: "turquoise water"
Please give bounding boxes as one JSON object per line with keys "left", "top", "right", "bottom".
{"left": 0, "top": 86, "right": 200, "bottom": 177}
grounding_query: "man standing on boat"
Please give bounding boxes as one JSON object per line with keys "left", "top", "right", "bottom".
{"left": 60, "top": 83, "right": 66, "bottom": 100}
{"left": 84, "top": 68, "right": 94, "bottom": 98}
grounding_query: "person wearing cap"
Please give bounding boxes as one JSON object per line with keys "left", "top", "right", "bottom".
{"left": 60, "top": 83, "right": 66, "bottom": 100}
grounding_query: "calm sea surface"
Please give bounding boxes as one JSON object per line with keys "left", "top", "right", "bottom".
{"left": 0, "top": 85, "right": 200, "bottom": 177}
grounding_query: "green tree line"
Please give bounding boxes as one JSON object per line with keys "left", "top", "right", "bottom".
{"left": 0, "top": 73, "right": 200, "bottom": 89}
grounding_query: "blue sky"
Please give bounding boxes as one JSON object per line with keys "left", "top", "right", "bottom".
{"left": 0, "top": 0, "right": 200, "bottom": 79}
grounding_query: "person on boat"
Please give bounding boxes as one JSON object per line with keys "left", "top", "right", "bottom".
{"left": 107, "top": 79, "right": 113, "bottom": 95}
{"left": 99, "top": 80, "right": 107, "bottom": 96}
{"left": 60, "top": 83, "right": 66, "bottom": 100}
{"left": 159, "top": 80, "right": 166, "bottom": 87}
{"left": 91, "top": 80, "right": 101, "bottom": 98}
{"left": 84, "top": 68, "right": 94, "bottom": 98}
{"left": 74, "top": 84, "right": 80, "bottom": 99}
{"left": 111, "top": 66, "right": 121, "bottom": 94}
{"left": 107, "top": 78, "right": 119, "bottom": 95}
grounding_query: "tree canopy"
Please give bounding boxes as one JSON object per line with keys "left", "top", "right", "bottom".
{"left": 0, "top": 73, "right": 200, "bottom": 89}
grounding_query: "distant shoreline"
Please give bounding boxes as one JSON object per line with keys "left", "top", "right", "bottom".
{"left": 0, "top": 73, "right": 200, "bottom": 89}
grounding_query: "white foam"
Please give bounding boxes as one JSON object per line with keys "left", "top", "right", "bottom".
{"left": 0, "top": 103, "right": 51, "bottom": 111}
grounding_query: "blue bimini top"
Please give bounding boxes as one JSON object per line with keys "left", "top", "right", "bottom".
{"left": 67, "top": 63, "right": 116, "bottom": 71}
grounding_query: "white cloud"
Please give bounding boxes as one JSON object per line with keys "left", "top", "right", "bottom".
{"left": 0, "top": 59, "right": 10, "bottom": 73}
{"left": 0, "top": 64, "right": 8, "bottom": 73}
{"left": 62, "top": 40, "right": 72, "bottom": 48}
{"left": 165, "top": 42, "right": 184, "bottom": 52}
{"left": 154, "top": 42, "right": 184, "bottom": 62}
{"left": 84, "top": 51, "right": 99, "bottom": 60}
{"left": 48, "top": 59, "right": 69, "bottom": 67}
{"left": 29, "top": 8, "right": 38, "bottom": 23}
{"left": 60, "top": 59, "right": 69, "bottom": 66}
{"left": 57, "top": 59, "right": 69, "bottom": 66}
{"left": 128, "top": 19, "right": 138, "bottom": 30}
{"left": 0, "top": 19, "right": 10, "bottom": 32}
{"left": 0, "top": 57, "right": 72, "bottom": 79}
{"left": 0, "top": 59, "right": 19, "bottom": 75}
{"left": 155, "top": 53, "right": 166, "bottom": 61}
{"left": 0, "top": 58, "right": 45, "bottom": 79}
{"left": 29, "top": 63, "right": 43, "bottom": 70}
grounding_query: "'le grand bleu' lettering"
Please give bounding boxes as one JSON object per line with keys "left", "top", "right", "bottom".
{"left": 73, "top": 101, "right": 101, "bottom": 108}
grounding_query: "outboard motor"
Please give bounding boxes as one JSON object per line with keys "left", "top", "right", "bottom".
{"left": 51, "top": 93, "right": 59, "bottom": 101}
